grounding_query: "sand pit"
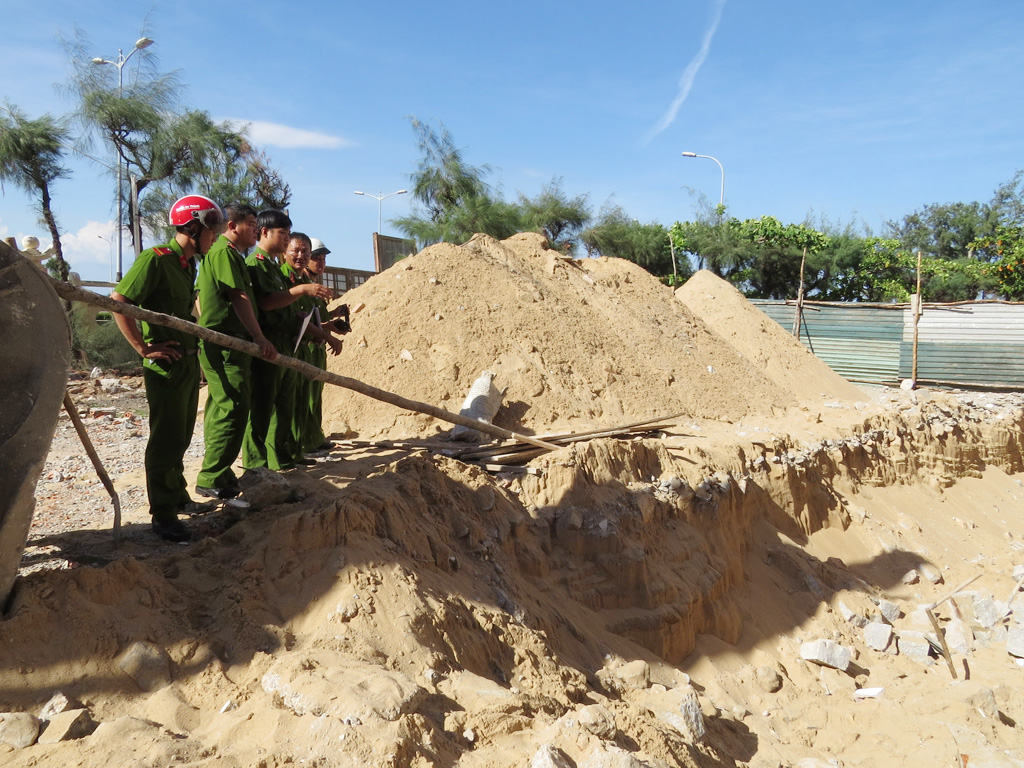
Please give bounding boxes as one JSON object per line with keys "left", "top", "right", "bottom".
{"left": 6, "top": 245, "right": 1024, "bottom": 768}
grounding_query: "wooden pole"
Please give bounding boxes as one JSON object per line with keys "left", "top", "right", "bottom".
{"left": 792, "top": 246, "right": 807, "bottom": 338}
{"left": 49, "top": 280, "right": 560, "bottom": 451}
{"left": 63, "top": 391, "right": 122, "bottom": 541}
{"left": 912, "top": 250, "right": 922, "bottom": 386}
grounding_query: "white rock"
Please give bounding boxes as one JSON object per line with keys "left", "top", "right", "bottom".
{"left": 919, "top": 564, "right": 944, "bottom": 584}
{"left": 577, "top": 704, "right": 616, "bottom": 739}
{"left": 582, "top": 745, "right": 646, "bottom": 768}
{"left": 1007, "top": 625, "right": 1024, "bottom": 658}
{"left": 800, "top": 639, "right": 852, "bottom": 671}
{"left": 972, "top": 594, "right": 1007, "bottom": 629}
{"left": 117, "top": 641, "right": 172, "bottom": 692}
{"left": 864, "top": 622, "right": 894, "bottom": 652}
{"left": 943, "top": 618, "right": 973, "bottom": 655}
{"left": 532, "top": 744, "right": 574, "bottom": 768}
{"left": 0, "top": 712, "right": 40, "bottom": 749}
{"left": 37, "top": 709, "right": 96, "bottom": 743}
{"left": 901, "top": 570, "right": 920, "bottom": 585}
{"left": 838, "top": 601, "right": 868, "bottom": 628}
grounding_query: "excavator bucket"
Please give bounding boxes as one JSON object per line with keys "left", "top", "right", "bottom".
{"left": 0, "top": 239, "right": 71, "bottom": 609}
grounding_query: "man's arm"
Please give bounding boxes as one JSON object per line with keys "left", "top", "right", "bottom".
{"left": 228, "top": 289, "right": 277, "bottom": 360}
{"left": 257, "top": 282, "right": 333, "bottom": 311}
{"left": 111, "top": 292, "right": 182, "bottom": 362}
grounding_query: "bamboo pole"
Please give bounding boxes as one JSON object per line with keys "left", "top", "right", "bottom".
{"left": 49, "top": 280, "right": 560, "bottom": 452}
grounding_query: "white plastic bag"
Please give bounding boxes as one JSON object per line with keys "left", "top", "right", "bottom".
{"left": 450, "top": 370, "right": 503, "bottom": 442}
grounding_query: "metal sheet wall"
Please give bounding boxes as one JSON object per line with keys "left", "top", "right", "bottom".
{"left": 752, "top": 301, "right": 1024, "bottom": 389}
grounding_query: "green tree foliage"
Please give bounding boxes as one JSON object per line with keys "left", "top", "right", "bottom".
{"left": 396, "top": 120, "right": 592, "bottom": 253}
{"left": 517, "top": 179, "right": 591, "bottom": 254}
{"left": 885, "top": 201, "right": 999, "bottom": 261}
{"left": 581, "top": 206, "right": 681, "bottom": 278}
{"left": 62, "top": 29, "right": 289, "bottom": 248}
{"left": 0, "top": 103, "right": 72, "bottom": 281}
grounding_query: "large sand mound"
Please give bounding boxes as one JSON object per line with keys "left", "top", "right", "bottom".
{"left": 323, "top": 233, "right": 797, "bottom": 439}
{"left": 676, "top": 269, "right": 865, "bottom": 403}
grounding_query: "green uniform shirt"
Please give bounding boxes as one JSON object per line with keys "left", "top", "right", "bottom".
{"left": 246, "top": 247, "right": 291, "bottom": 342}
{"left": 114, "top": 239, "right": 198, "bottom": 374}
{"left": 197, "top": 234, "right": 257, "bottom": 337}
{"left": 282, "top": 263, "right": 317, "bottom": 349}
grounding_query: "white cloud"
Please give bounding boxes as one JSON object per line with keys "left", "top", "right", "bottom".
{"left": 645, "top": 0, "right": 727, "bottom": 142}
{"left": 224, "top": 119, "right": 355, "bottom": 150}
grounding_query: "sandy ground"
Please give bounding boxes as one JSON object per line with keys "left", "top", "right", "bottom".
{"left": 4, "top": 243, "right": 1024, "bottom": 768}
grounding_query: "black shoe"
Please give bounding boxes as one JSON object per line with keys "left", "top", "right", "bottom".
{"left": 152, "top": 517, "right": 191, "bottom": 543}
{"left": 317, "top": 441, "right": 336, "bottom": 451}
{"left": 196, "top": 484, "right": 240, "bottom": 500}
{"left": 296, "top": 457, "right": 317, "bottom": 466}
{"left": 182, "top": 499, "right": 219, "bottom": 516}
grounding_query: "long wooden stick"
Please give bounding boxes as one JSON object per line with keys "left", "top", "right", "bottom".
{"left": 63, "top": 391, "right": 122, "bottom": 541}
{"left": 50, "top": 280, "right": 560, "bottom": 451}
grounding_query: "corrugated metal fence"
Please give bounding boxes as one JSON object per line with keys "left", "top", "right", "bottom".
{"left": 752, "top": 300, "right": 1024, "bottom": 390}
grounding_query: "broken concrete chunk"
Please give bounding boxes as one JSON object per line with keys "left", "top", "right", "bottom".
{"left": 896, "top": 631, "right": 934, "bottom": 662}
{"left": 581, "top": 744, "right": 646, "bottom": 768}
{"left": 838, "top": 601, "right": 868, "bottom": 628}
{"left": 901, "top": 569, "right": 920, "bottom": 585}
{"left": 117, "top": 641, "right": 172, "bottom": 692}
{"left": 0, "top": 712, "right": 40, "bottom": 749}
{"left": 876, "top": 599, "right": 901, "bottom": 623}
{"left": 37, "top": 708, "right": 96, "bottom": 743}
{"left": 971, "top": 594, "right": 1008, "bottom": 629}
{"left": 919, "top": 564, "right": 944, "bottom": 584}
{"left": 864, "top": 621, "right": 894, "bottom": 652}
{"left": 800, "top": 638, "right": 852, "bottom": 671}
{"left": 610, "top": 660, "right": 651, "bottom": 692}
{"left": 944, "top": 618, "right": 974, "bottom": 655}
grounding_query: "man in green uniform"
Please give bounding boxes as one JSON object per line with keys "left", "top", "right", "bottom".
{"left": 304, "top": 237, "right": 350, "bottom": 453}
{"left": 195, "top": 203, "right": 277, "bottom": 502}
{"left": 242, "top": 211, "right": 332, "bottom": 471}
{"left": 282, "top": 233, "right": 342, "bottom": 458}
{"left": 111, "top": 194, "right": 225, "bottom": 542}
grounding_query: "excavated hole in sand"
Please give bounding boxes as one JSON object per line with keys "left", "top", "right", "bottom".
{"left": 6, "top": 242, "right": 1024, "bottom": 767}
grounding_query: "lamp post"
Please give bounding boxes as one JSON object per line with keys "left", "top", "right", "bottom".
{"left": 92, "top": 36, "right": 154, "bottom": 281}
{"left": 353, "top": 189, "right": 408, "bottom": 234}
{"left": 681, "top": 151, "right": 725, "bottom": 209}
{"left": 97, "top": 234, "right": 113, "bottom": 284}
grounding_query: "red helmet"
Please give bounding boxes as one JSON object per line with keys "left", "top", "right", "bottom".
{"left": 169, "top": 194, "right": 224, "bottom": 229}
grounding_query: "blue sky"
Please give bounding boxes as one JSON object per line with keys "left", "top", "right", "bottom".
{"left": 2, "top": 1, "right": 1023, "bottom": 283}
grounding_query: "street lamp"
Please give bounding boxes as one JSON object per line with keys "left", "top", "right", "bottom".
{"left": 92, "top": 36, "right": 154, "bottom": 281}
{"left": 681, "top": 151, "right": 725, "bottom": 208}
{"left": 97, "top": 234, "right": 113, "bottom": 284}
{"left": 353, "top": 189, "right": 408, "bottom": 234}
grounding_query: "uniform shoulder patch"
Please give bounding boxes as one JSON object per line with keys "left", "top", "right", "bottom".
{"left": 255, "top": 253, "right": 265, "bottom": 261}
{"left": 152, "top": 247, "right": 174, "bottom": 256}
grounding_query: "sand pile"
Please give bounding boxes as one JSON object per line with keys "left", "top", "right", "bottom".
{"left": 676, "top": 269, "right": 866, "bottom": 403}
{"left": 323, "top": 233, "right": 797, "bottom": 439}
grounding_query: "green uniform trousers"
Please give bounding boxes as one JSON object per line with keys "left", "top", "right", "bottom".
{"left": 144, "top": 355, "right": 200, "bottom": 520}
{"left": 303, "top": 344, "right": 328, "bottom": 453}
{"left": 243, "top": 336, "right": 297, "bottom": 471}
{"left": 289, "top": 342, "right": 324, "bottom": 455}
{"left": 197, "top": 342, "right": 251, "bottom": 489}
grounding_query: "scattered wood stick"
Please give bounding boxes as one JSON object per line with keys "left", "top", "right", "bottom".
{"left": 63, "top": 392, "right": 122, "bottom": 541}
{"left": 926, "top": 607, "right": 957, "bottom": 680}
{"left": 924, "top": 573, "right": 982, "bottom": 612}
